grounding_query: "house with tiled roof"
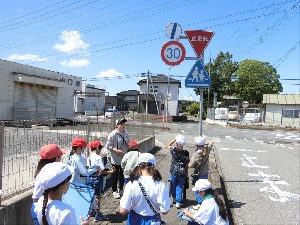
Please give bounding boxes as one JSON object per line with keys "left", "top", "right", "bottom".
{"left": 263, "top": 94, "right": 300, "bottom": 126}
{"left": 116, "top": 90, "right": 139, "bottom": 109}
{"left": 137, "top": 74, "right": 181, "bottom": 116}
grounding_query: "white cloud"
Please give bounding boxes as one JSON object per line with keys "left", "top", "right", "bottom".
{"left": 96, "top": 69, "right": 123, "bottom": 78}
{"left": 183, "top": 96, "right": 195, "bottom": 101}
{"left": 60, "top": 59, "right": 90, "bottom": 67}
{"left": 54, "top": 30, "right": 90, "bottom": 53}
{"left": 7, "top": 54, "right": 49, "bottom": 62}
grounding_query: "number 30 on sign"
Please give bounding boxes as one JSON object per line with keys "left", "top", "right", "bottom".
{"left": 161, "top": 40, "right": 186, "bottom": 66}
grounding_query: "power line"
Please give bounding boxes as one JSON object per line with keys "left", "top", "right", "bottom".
{"left": 0, "top": 0, "right": 145, "bottom": 41}
{"left": 0, "top": 0, "right": 95, "bottom": 30}
{"left": 0, "top": 0, "right": 64, "bottom": 21}
{"left": 0, "top": 0, "right": 200, "bottom": 49}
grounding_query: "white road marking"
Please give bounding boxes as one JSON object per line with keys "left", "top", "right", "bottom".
{"left": 220, "top": 148, "right": 267, "bottom": 152}
{"left": 240, "top": 154, "right": 269, "bottom": 168}
{"left": 225, "top": 136, "right": 234, "bottom": 141}
{"left": 247, "top": 171, "right": 280, "bottom": 178}
{"left": 212, "top": 138, "right": 221, "bottom": 142}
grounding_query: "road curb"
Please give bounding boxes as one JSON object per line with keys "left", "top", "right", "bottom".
{"left": 210, "top": 146, "right": 234, "bottom": 225}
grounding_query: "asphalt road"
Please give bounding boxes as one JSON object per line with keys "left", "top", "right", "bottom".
{"left": 153, "top": 121, "right": 300, "bottom": 224}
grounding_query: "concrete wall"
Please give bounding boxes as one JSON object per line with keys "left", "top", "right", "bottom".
{"left": 0, "top": 135, "right": 155, "bottom": 225}
{"left": 0, "top": 189, "right": 33, "bottom": 225}
{"left": 138, "top": 136, "right": 155, "bottom": 153}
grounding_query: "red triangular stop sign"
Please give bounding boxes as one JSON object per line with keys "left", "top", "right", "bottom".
{"left": 184, "top": 30, "right": 215, "bottom": 58}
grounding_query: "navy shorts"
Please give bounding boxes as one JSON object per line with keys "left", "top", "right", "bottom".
{"left": 92, "top": 176, "right": 103, "bottom": 198}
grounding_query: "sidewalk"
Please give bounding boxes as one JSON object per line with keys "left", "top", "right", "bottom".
{"left": 92, "top": 140, "right": 229, "bottom": 225}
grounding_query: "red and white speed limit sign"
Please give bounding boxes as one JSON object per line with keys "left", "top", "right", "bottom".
{"left": 161, "top": 40, "right": 186, "bottom": 66}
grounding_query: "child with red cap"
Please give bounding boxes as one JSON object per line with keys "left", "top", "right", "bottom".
{"left": 87, "top": 140, "right": 116, "bottom": 221}
{"left": 31, "top": 144, "right": 66, "bottom": 225}
{"left": 121, "top": 140, "right": 140, "bottom": 185}
{"left": 66, "top": 138, "right": 97, "bottom": 184}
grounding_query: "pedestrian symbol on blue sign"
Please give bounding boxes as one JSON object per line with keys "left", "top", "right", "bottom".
{"left": 185, "top": 60, "right": 211, "bottom": 88}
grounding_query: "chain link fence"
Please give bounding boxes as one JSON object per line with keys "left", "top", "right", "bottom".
{"left": 207, "top": 107, "right": 299, "bottom": 128}
{"left": 0, "top": 115, "right": 154, "bottom": 203}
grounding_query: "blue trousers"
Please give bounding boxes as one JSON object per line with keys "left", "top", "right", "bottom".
{"left": 194, "top": 172, "right": 209, "bottom": 204}
{"left": 170, "top": 174, "right": 185, "bottom": 203}
{"left": 188, "top": 221, "right": 200, "bottom": 225}
{"left": 127, "top": 210, "right": 159, "bottom": 225}
{"left": 31, "top": 202, "right": 40, "bottom": 225}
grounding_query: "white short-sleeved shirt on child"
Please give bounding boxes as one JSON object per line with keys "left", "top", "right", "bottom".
{"left": 193, "top": 198, "right": 229, "bottom": 225}
{"left": 120, "top": 176, "right": 170, "bottom": 215}
{"left": 34, "top": 197, "right": 78, "bottom": 225}
{"left": 87, "top": 153, "right": 105, "bottom": 170}
{"left": 32, "top": 179, "right": 43, "bottom": 200}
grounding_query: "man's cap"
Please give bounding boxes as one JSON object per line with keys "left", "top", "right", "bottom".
{"left": 192, "top": 179, "right": 212, "bottom": 192}
{"left": 36, "top": 162, "right": 73, "bottom": 190}
{"left": 195, "top": 136, "right": 205, "bottom": 146}
{"left": 136, "top": 153, "right": 156, "bottom": 166}
{"left": 128, "top": 140, "right": 138, "bottom": 148}
{"left": 176, "top": 134, "right": 187, "bottom": 146}
{"left": 40, "top": 144, "right": 65, "bottom": 159}
{"left": 89, "top": 140, "right": 102, "bottom": 148}
{"left": 116, "top": 118, "right": 127, "bottom": 124}
{"left": 71, "top": 137, "right": 87, "bottom": 147}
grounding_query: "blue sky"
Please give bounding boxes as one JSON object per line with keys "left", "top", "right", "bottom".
{"left": 1, "top": 0, "right": 299, "bottom": 100}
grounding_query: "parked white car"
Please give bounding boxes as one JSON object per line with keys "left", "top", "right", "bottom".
{"left": 243, "top": 113, "right": 261, "bottom": 123}
{"left": 105, "top": 109, "right": 119, "bottom": 118}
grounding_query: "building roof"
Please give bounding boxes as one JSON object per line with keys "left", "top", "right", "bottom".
{"left": 137, "top": 74, "right": 181, "bottom": 87}
{"left": 117, "top": 90, "right": 140, "bottom": 96}
{"left": 263, "top": 94, "right": 300, "bottom": 105}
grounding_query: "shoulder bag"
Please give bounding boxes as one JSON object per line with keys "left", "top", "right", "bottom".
{"left": 137, "top": 180, "right": 167, "bottom": 225}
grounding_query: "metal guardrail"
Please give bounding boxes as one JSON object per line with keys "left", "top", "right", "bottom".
{"left": 207, "top": 108, "right": 299, "bottom": 128}
{"left": 0, "top": 115, "right": 154, "bottom": 203}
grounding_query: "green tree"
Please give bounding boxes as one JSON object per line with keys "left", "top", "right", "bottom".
{"left": 188, "top": 101, "right": 200, "bottom": 116}
{"left": 233, "top": 59, "right": 283, "bottom": 104}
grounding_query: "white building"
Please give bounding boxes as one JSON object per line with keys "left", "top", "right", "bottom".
{"left": 0, "top": 59, "right": 82, "bottom": 121}
{"left": 75, "top": 82, "right": 107, "bottom": 116}
{"left": 137, "top": 74, "right": 181, "bottom": 116}
{"left": 263, "top": 94, "right": 300, "bottom": 127}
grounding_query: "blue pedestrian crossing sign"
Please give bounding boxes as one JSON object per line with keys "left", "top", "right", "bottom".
{"left": 185, "top": 60, "right": 211, "bottom": 88}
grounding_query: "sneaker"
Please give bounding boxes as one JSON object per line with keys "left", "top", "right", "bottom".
{"left": 192, "top": 204, "right": 201, "bottom": 210}
{"left": 88, "top": 209, "right": 96, "bottom": 217}
{"left": 94, "top": 213, "right": 106, "bottom": 222}
{"left": 176, "top": 202, "right": 182, "bottom": 209}
{"left": 113, "top": 191, "right": 121, "bottom": 199}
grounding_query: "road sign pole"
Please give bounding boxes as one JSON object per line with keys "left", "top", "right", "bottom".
{"left": 199, "top": 88, "right": 203, "bottom": 136}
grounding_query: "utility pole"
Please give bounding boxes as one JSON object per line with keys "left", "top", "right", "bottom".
{"left": 166, "top": 68, "right": 170, "bottom": 123}
{"left": 207, "top": 53, "right": 211, "bottom": 110}
{"left": 146, "top": 70, "right": 150, "bottom": 120}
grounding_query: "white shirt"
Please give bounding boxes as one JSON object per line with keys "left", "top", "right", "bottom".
{"left": 32, "top": 179, "right": 43, "bottom": 200}
{"left": 87, "top": 153, "right": 105, "bottom": 171}
{"left": 120, "top": 176, "right": 170, "bottom": 215}
{"left": 193, "top": 198, "right": 229, "bottom": 225}
{"left": 34, "top": 197, "right": 78, "bottom": 225}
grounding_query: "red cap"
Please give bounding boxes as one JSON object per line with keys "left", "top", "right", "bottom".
{"left": 40, "top": 144, "right": 65, "bottom": 159}
{"left": 128, "top": 141, "right": 138, "bottom": 148}
{"left": 71, "top": 138, "right": 87, "bottom": 148}
{"left": 89, "top": 140, "right": 102, "bottom": 148}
